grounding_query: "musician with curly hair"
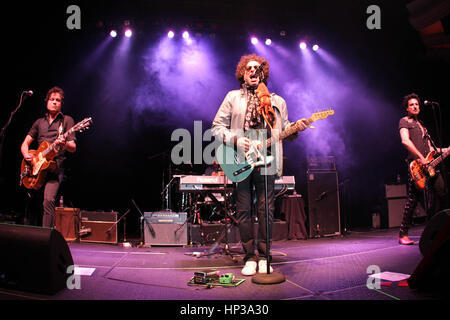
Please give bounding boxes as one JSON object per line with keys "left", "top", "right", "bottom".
{"left": 212, "top": 54, "right": 307, "bottom": 275}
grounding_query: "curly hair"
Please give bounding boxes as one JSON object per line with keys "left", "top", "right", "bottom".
{"left": 45, "top": 86, "right": 64, "bottom": 105}
{"left": 401, "top": 93, "right": 420, "bottom": 110}
{"left": 235, "top": 53, "right": 269, "bottom": 85}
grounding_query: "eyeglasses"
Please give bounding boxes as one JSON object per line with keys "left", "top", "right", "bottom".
{"left": 246, "top": 64, "right": 260, "bottom": 71}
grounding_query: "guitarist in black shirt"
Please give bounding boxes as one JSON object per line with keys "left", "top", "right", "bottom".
{"left": 398, "top": 93, "right": 448, "bottom": 245}
{"left": 20, "top": 86, "right": 77, "bottom": 228}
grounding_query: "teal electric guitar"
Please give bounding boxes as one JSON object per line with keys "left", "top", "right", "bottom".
{"left": 216, "top": 109, "right": 334, "bottom": 182}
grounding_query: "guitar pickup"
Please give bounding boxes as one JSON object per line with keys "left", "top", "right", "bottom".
{"left": 234, "top": 165, "right": 252, "bottom": 176}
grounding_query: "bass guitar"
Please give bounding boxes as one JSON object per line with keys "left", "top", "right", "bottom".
{"left": 216, "top": 109, "right": 334, "bottom": 183}
{"left": 409, "top": 148, "right": 449, "bottom": 189}
{"left": 19, "top": 117, "right": 93, "bottom": 190}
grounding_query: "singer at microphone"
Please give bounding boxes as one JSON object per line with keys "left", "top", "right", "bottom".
{"left": 212, "top": 53, "right": 304, "bottom": 276}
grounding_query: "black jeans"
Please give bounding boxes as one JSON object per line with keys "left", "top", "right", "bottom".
{"left": 24, "top": 170, "right": 63, "bottom": 228}
{"left": 235, "top": 169, "right": 275, "bottom": 262}
{"left": 399, "top": 171, "right": 445, "bottom": 237}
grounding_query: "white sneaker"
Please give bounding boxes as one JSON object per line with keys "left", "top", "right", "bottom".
{"left": 258, "top": 259, "right": 273, "bottom": 274}
{"left": 241, "top": 261, "right": 257, "bottom": 276}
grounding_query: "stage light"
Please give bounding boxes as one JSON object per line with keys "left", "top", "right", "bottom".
{"left": 299, "top": 42, "right": 307, "bottom": 50}
{"left": 182, "top": 31, "right": 190, "bottom": 39}
{"left": 168, "top": 30, "right": 175, "bottom": 38}
{"left": 313, "top": 44, "right": 319, "bottom": 51}
{"left": 251, "top": 37, "right": 258, "bottom": 45}
{"left": 109, "top": 30, "right": 117, "bottom": 38}
{"left": 265, "top": 38, "right": 272, "bottom": 45}
{"left": 124, "top": 28, "right": 133, "bottom": 38}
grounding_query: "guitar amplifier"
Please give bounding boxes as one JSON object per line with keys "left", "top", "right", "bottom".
{"left": 55, "top": 207, "right": 80, "bottom": 241}
{"left": 143, "top": 212, "right": 188, "bottom": 246}
{"left": 307, "top": 170, "right": 341, "bottom": 237}
{"left": 79, "top": 211, "right": 118, "bottom": 244}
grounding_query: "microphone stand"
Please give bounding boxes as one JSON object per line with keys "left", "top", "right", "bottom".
{"left": 429, "top": 102, "right": 449, "bottom": 205}
{"left": 0, "top": 91, "right": 30, "bottom": 172}
{"left": 252, "top": 115, "right": 285, "bottom": 285}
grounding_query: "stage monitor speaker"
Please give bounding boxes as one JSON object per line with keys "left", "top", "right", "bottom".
{"left": 307, "top": 170, "right": 341, "bottom": 237}
{"left": 79, "top": 211, "right": 118, "bottom": 244}
{"left": 408, "top": 210, "right": 450, "bottom": 290}
{"left": 0, "top": 223, "right": 74, "bottom": 295}
{"left": 144, "top": 212, "right": 188, "bottom": 246}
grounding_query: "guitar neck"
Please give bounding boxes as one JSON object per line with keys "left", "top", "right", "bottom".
{"left": 429, "top": 150, "right": 450, "bottom": 168}
{"left": 42, "top": 129, "right": 73, "bottom": 157}
{"left": 266, "top": 115, "right": 314, "bottom": 148}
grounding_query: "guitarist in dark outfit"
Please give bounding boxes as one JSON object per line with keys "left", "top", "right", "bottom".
{"left": 398, "top": 93, "right": 448, "bottom": 245}
{"left": 20, "top": 86, "right": 76, "bottom": 228}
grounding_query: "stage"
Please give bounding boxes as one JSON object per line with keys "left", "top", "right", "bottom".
{"left": 0, "top": 223, "right": 446, "bottom": 303}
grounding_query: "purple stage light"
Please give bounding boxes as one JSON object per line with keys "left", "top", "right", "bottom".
{"left": 251, "top": 37, "right": 258, "bottom": 45}
{"left": 109, "top": 30, "right": 117, "bottom": 38}
{"left": 168, "top": 31, "right": 175, "bottom": 38}
{"left": 313, "top": 44, "right": 319, "bottom": 51}
{"left": 299, "top": 42, "right": 307, "bottom": 50}
{"left": 265, "top": 38, "right": 272, "bottom": 46}
{"left": 182, "top": 31, "right": 190, "bottom": 39}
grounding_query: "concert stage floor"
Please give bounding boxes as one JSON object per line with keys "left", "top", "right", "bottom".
{"left": 0, "top": 224, "right": 447, "bottom": 305}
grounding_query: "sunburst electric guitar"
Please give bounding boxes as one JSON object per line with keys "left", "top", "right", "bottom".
{"left": 409, "top": 148, "right": 449, "bottom": 189}
{"left": 19, "top": 117, "right": 93, "bottom": 190}
{"left": 216, "top": 109, "right": 334, "bottom": 183}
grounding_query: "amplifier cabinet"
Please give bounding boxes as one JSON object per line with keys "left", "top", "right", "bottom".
{"left": 144, "top": 212, "right": 188, "bottom": 246}
{"left": 307, "top": 170, "right": 341, "bottom": 237}
{"left": 79, "top": 211, "right": 118, "bottom": 244}
{"left": 55, "top": 207, "right": 80, "bottom": 241}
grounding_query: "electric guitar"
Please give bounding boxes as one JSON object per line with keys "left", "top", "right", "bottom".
{"left": 409, "top": 148, "right": 449, "bottom": 189}
{"left": 216, "top": 109, "right": 334, "bottom": 183}
{"left": 20, "top": 117, "right": 93, "bottom": 190}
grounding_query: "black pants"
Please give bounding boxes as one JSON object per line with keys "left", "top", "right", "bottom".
{"left": 235, "top": 169, "right": 275, "bottom": 262}
{"left": 399, "top": 171, "right": 445, "bottom": 237}
{"left": 24, "top": 170, "right": 63, "bottom": 228}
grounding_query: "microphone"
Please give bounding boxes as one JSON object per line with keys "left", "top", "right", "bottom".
{"left": 252, "top": 61, "right": 267, "bottom": 79}
{"left": 23, "top": 90, "right": 33, "bottom": 96}
{"left": 424, "top": 100, "right": 438, "bottom": 106}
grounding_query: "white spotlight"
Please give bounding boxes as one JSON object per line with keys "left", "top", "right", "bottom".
{"left": 299, "top": 42, "right": 307, "bottom": 50}
{"left": 265, "top": 38, "right": 272, "bottom": 45}
{"left": 168, "top": 30, "right": 175, "bottom": 38}
{"left": 124, "top": 28, "right": 133, "bottom": 38}
{"left": 313, "top": 44, "right": 319, "bottom": 51}
{"left": 182, "top": 31, "right": 190, "bottom": 39}
{"left": 109, "top": 30, "right": 117, "bottom": 38}
{"left": 251, "top": 37, "right": 258, "bottom": 45}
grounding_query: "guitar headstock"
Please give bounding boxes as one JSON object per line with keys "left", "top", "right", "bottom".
{"left": 312, "top": 108, "right": 334, "bottom": 121}
{"left": 73, "top": 117, "right": 93, "bottom": 133}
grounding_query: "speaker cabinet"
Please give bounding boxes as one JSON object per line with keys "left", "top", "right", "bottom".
{"left": 408, "top": 210, "right": 450, "bottom": 290}
{"left": 79, "top": 211, "right": 118, "bottom": 244}
{"left": 307, "top": 170, "right": 341, "bottom": 237}
{"left": 0, "top": 224, "right": 74, "bottom": 295}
